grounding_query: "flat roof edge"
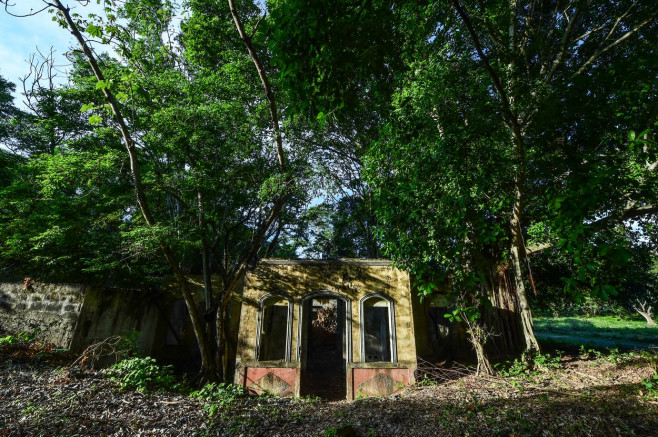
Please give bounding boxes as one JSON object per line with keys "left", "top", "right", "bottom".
{"left": 259, "top": 258, "right": 393, "bottom": 266}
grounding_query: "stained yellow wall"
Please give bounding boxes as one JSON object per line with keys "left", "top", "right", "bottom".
{"left": 235, "top": 259, "right": 417, "bottom": 370}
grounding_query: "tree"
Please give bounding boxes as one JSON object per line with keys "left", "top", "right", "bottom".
{"left": 1, "top": 0, "right": 306, "bottom": 382}
{"left": 0, "top": 74, "right": 19, "bottom": 143}
{"left": 368, "top": 0, "right": 658, "bottom": 359}
{"left": 267, "top": 0, "right": 658, "bottom": 371}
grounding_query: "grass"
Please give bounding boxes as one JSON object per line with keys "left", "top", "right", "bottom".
{"left": 534, "top": 315, "right": 658, "bottom": 346}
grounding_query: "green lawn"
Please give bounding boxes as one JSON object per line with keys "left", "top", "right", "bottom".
{"left": 534, "top": 316, "right": 658, "bottom": 347}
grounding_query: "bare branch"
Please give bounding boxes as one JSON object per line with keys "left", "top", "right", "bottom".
{"left": 525, "top": 242, "right": 553, "bottom": 256}
{"left": 1, "top": 0, "right": 53, "bottom": 17}
{"left": 604, "top": 0, "right": 639, "bottom": 42}
{"left": 575, "top": 16, "right": 654, "bottom": 76}
{"left": 249, "top": 11, "right": 266, "bottom": 40}
{"left": 451, "top": 0, "right": 517, "bottom": 129}
{"left": 544, "top": 5, "right": 580, "bottom": 84}
{"left": 228, "top": 0, "right": 287, "bottom": 172}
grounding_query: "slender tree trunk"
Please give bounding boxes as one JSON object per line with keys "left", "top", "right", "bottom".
{"left": 54, "top": 1, "right": 219, "bottom": 383}
{"left": 638, "top": 312, "right": 657, "bottom": 326}
{"left": 161, "top": 246, "right": 217, "bottom": 382}
{"left": 470, "top": 325, "right": 495, "bottom": 376}
{"left": 216, "top": 298, "right": 231, "bottom": 382}
{"left": 509, "top": 176, "right": 541, "bottom": 352}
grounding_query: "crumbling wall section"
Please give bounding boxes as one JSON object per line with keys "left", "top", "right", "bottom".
{"left": 69, "top": 287, "right": 166, "bottom": 355}
{"left": 0, "top": 282, "right": 85, "bottom": 347}
{"left": 0, "top": 282, "right": 168, "bottom": 355}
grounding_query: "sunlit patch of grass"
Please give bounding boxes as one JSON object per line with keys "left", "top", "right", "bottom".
{"left": 535, "top": 316, "right": 658, "bottom": 344}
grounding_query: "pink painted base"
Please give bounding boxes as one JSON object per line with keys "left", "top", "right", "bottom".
{"left": 243, "top": 367, "right": 298, "bottom": 397}
{"left": 350, "top": 368, "right": 412, "bottom": 399}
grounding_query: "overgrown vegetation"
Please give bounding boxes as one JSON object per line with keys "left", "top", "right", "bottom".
{"left": 190, "top": 382, "right": 247, "bottom": 418}
{"left": 0, "top": 0, "right": 656, "bottom": 386}
{"left": 496, "top": 351, "right": 562, "bottom": 380}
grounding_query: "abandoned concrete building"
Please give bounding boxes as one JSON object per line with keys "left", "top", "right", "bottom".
{"left": 0, "top": 259, "right": 457, "bottom": 400}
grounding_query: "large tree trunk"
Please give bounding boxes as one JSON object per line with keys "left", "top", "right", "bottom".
{"left": 452, "top": 0, "right": 540, "bottom": 355}
{"left": 483, "top": 262, "right": 524, "bottom": 356}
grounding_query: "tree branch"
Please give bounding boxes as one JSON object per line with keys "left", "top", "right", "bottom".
{"left": 575, "top": 16, "right": 653, "bottom": 76}
{"left": 544, "top": 5, "right": 580, "bottom": 84}
{"left": 228, "top": 0, "right": 287, "bottom": 172}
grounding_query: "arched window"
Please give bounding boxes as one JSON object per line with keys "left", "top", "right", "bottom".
{"left": 360, "top": 294, "right": 397, "bottom": 363}
{"left": 256, "top": 294, "right": 292, "bottom": 361}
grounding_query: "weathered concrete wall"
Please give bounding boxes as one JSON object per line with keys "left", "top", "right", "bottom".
{"left": 0, "top": 282, "right": 168, "bottom": 355}
{"left": 69, "top": 287, "right": 166, "bottom": 355}
{"left": 0, "top": 277, "right": 243, "bottom": 371}
{"left": 237, "top": 259, "right": 416, "bottom": 365}
{"left": 235, "top": 259, "right": 417, "bottom": 399}
{"left": 0, "top": 282, "right": 85, "bottom": 347}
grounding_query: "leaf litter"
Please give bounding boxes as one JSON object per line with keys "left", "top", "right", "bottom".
{"left": 1, "top": 343, "right": 657, "bottom": 436}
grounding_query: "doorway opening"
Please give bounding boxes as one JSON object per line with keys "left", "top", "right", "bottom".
{"left": 299, "top": 297, "right": 347, "bottom": 400}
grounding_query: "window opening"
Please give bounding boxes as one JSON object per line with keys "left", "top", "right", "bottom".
{"left": 428, "top": 306, "right": 451, "bottom": 344}
{"left": 258, "top": 295, "right": 289, "bottom": 361}
{"left": 362, "top": 296, "right": 393, "bottom": 362}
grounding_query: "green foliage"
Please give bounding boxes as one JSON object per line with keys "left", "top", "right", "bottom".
{"left": 641, "top": 374, "right": 658, "bottom": 398}
{"left": 290, "top": 196, "right": 381, "bottom": 259}
{"left": 102, "top": 357, "right": 178, "bottom": 392}
{"left": 190, "top": 382, "right": 246, "bottom": 417}
{"left": 0, "top": 335, "right": 17, "bottom": 346}
{"left": 496, "top": 351, "right": 561, "bottom": 380}
{"left": 18, "top": 329, "right": 41, "bottom": 342}
{"left": 190, "top": 382, "right": 245, "bottom": 405}
{"left": 0, "top": 329, "right": 43, "bottom": 346}
{"left": 357, "top": 0, "right": 658, "bottom": 329}
{"left": 268, "top": 0, "right": 404, "bottom": 120}
{"left": 117, "top": 329, "right": 140, "bottom": 358}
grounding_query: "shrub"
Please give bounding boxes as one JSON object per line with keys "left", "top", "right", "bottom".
{"left": 496, "top": 351, "right": 561, "bottom": 379}
{"left": 190, "top": 382, "right": 245, "bottom": 406}
{"left": 102, "top": 357, "right": 177, "bottom": 392}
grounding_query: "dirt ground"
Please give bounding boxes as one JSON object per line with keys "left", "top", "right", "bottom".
{"left": 1, "top": 343, "right": 657, "bottom": 436}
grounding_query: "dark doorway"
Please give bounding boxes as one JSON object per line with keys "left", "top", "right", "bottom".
{"left": 299, "top": 297, "right": 347, "bottom": 400}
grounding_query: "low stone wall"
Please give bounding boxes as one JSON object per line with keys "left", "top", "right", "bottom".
{"left": 0, "top": 282, "right": 85, "bottom": 347}
{"left": 0, "top": 282, "right": 167, "bottom": 354}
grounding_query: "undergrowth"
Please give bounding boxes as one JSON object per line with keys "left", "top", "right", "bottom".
{"left": 190, "top": 382, "right": 247, "bottom": 417}
{"left": 496, "top": 351, "right": 561, "bottom": 380}
{"left": 102, "top": 356, "right": 183, "bottom": 393}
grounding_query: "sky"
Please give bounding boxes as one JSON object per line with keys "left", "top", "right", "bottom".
{"left": 0, "top": 0, "right": 106, "bottom": 104}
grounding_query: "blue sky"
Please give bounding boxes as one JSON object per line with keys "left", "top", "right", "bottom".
{"left": 0, "top": 1, "right": 105, "bottom": 103}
